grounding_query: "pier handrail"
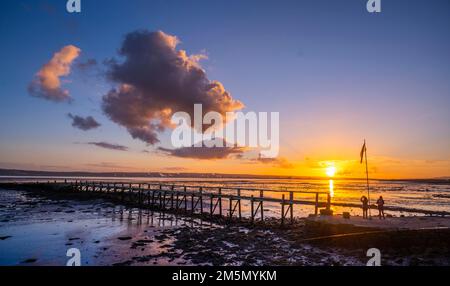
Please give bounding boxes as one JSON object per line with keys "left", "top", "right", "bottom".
{"left": 74, "top": 180, "right": 330, "bottom": 195}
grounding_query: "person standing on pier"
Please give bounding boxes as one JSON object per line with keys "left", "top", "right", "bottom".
{"left": 376, "top": 196, "right": 385, "bottom": 219}
{"left": 360, "top": 196, "right": 369, "bottom": 219}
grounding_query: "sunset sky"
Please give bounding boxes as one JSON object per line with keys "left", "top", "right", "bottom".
{"left": 0, "top": 0, "right": 449, "bottom": 179}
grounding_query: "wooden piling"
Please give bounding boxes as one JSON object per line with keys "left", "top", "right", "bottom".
{"left": 162, "top": 191, "right": 167, "bottom": 209}
{"left": 289, "top": 191, "right": 294, "bottom": 224}
{"left": 260, "top": 190, "right": 264, "bottom": 221}
{"left": 250, "top": 195, "right": 254, "bottom": 223}
{"left": 315, "top": 193, "right": 319, "bottom": 216}
{"left": 199, "top": 187, "right": 203, "bottom": 215}
{"left": 229, "top": 195, "right": 232, "bottom": 219}
{"left": 151, "top": 189, "right": 156, "bottom": 207}
{"left": 210, "top": 194, "right": 214, "bottom": 218}
{"left": 327, "top": 193, "right": 331, "bottom": 210}
{"left": 184, "top": 186, "right": 187, "bottom": 212}
{"left": 237, "top": 189, "right": 242, "bottom": 220}
{"left": 218, "top": 188, "right": 222, "bottom": 217}
{"left": 191, "top": 192, "right": 195, "bottom": 214}
{"left": 170, "top": 185, "right": 174, "bottom": 209}
{"left": 159, "top": 191, "right": 163, "bottom": 209}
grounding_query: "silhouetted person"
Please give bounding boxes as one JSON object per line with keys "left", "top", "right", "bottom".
{"left": 376, "top": 196, "right": 385, "bottom": 219}
{"left": 360, "top": 196, "right": 369, "bottom": 219}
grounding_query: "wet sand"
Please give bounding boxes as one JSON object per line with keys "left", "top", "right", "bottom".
{"left": 1, "top": 187, "right": 449, "bottom": 266}
{"left": 0, "top": 188, "right": 197, "bottom": 266}
{"left": 0, "top": 188, "right": 362, "bottom": 266}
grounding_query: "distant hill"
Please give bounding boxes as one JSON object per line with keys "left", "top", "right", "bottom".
{"left": 0, "top": 168, "right": 300, "bottom": 180}
{"left": 0, "top": 168, "right": 448, "bottom": 183}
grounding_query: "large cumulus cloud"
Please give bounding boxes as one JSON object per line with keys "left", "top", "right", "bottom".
{"left": 102, "top": 30, "right": 244, "bottom": 145}
{"left": 28, "top": 45, "right": 81, "bottom": 102}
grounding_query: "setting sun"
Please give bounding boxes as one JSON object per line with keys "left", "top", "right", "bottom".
{"left": 325, "top": 166, "right": 336, "bottom": 177}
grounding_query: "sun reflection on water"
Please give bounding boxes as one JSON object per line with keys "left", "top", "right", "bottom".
{"left": 329, "top": 179, "right": 334, "bottom": 198}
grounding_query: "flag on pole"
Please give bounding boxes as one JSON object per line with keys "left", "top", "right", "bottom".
{"left": 360, "top": 141, "right": 366, "bottom": 164}
{"left": 360, "top": 139, "right": 371, "bottom": 218}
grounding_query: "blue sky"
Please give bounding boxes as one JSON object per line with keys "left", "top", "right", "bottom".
{"left": 0, "top": 0, "right": 449, "bottom": 178}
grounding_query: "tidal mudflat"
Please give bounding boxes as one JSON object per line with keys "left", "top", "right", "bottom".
{"left": 0, "top": 188, "right": 362, "bottom": 266}
{"left": 1, "top": 187, "right": 449, "bottom": 266}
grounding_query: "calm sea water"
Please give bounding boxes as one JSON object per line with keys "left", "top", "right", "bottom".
{"left": 1, "top": 176, "right": 449, "bottom": 217}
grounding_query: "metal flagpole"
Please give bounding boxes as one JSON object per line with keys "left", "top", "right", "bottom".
{"left": 364, "top": 139, "right": 371, "bottom": 218}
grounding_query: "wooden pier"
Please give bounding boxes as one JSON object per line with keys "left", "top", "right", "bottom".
{"left": 57, "top": 180, "right": 332, "bottom": 224}
{"left": 7, "top": 179, "right": 448, "bottom": 223}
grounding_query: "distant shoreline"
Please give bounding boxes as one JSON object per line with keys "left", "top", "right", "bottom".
{"left": 0, "top": 168, "right": 449, "bottom": 184}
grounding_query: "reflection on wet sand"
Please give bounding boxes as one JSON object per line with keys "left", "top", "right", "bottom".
{"left": 0, "top": 189, "right": 213, "bottom": 266}
{"left": 2, "top": 187, "right": 450, "bottom": 266}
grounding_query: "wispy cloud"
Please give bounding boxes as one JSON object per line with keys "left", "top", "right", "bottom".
{"left": 254, "top": 156, "right": 295, "bottom": 169}
{"left": 85, "top": 162, "right": 138, "bottom": 170}
{"left": 86, "top": 142, "right": 128, "bottom": 151}
{"left": 162, "top": 167, "right": 189, "bottom": 172}
{"left": 68, "top": 113, "right": 101, "bottom": 131}
{"left": 28, "top": 45, "right": 81, "bottom": 102}
{"left": 76, "top": 58, "right": 97, "bottom": 71}
{"left": 158, "top": 139, "right": 245, "bottom": 160}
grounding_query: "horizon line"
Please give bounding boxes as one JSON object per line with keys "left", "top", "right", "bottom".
{"left": 0, "top": 167, "right": 449, "bottom": 182}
